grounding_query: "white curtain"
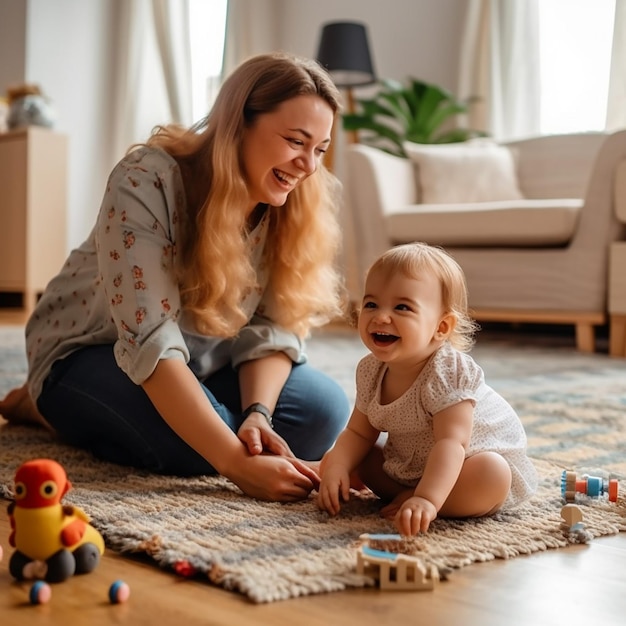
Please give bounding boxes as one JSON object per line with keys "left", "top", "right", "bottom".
{"left": 152, "top": 0, "right": 193, "bottom": 125}
{"left": 110, "top": 0, "right": 193, "bottom": 160}
{"left": 222, "top": 0, "right": 280, "bottom": 77}
{"left": 606, "top": 0, "right": 626, "bottom": 131}
{"left": 458, "top": 0, "right": 541, "bottom": 141}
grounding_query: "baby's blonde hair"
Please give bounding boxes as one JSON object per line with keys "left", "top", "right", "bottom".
{"left": 366, "top": 243, "right": 479, "bottom": 351}
{"left": 143, "top": 52, "right": 346, "bottom": 337}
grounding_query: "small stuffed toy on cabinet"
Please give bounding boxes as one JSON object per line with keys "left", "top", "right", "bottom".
{"left": 7, "top": 458, "right": 105, "bottom": 583}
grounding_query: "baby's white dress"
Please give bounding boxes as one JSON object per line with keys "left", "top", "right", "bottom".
{"left": 355, "top": 342, "right": 538, "bottom": 507}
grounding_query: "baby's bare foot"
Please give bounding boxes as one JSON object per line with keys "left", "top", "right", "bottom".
{"left": 380, "top": 488, "right": 415, "bottom": 519}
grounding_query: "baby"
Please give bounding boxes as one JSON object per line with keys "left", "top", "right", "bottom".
{"left": 318, "top": 242, "right": 537, "bottom": 535}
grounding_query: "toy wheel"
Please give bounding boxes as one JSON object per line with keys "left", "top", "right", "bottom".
{"left": 73, "top": 542, "right": 101, "bottom": 575}
{"left": 46, "top": 549, "right": 76, "bottom": 583}
{"left": 561, "top": 470, "right": 576, "bottom": 500}
{"left": 8, "top": 550, "right": 32, "bottom": 581}
{"left": 608, "top": 479, "right": 619, "bottom": 502}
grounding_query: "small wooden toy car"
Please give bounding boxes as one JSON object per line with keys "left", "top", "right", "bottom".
{"left": 561, "top": 470, "right": 619, "bottom": 503}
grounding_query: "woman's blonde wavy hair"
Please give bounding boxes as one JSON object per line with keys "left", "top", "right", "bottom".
{"left": 144, "top": 52, "right": 346, "bottom": 338}
{"left": 365, "top": 243, "right": 480, "bottom": 352}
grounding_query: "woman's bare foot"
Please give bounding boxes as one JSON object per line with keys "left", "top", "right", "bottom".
{"left": 0, "top": 384, "right": 50, "bottom": 429}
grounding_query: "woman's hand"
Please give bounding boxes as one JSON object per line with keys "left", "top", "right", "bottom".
{"left": 226, "top": 453, "right": 320, "bottom": 502}
{"left": 381, "top": 493, "right": 438, "bottom": 535}
{"left": 237, "top": 413, "right": 295, "bottom": 457}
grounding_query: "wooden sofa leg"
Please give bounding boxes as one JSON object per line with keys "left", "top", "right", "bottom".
{"left": 609, "top": 315, "right": 626, "bottom": 357}
{"left": 575, "top": 323, "right": 595, "bottom": 353}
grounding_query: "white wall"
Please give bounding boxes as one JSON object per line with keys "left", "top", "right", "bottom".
{"left": 277, "top": 0, "right": 466, "bottom": 91}
{"left": 271, "top": 0, "right": 466, "bottom": 182}
{"left": 1, "top": 0, "right": 466, "bottom": 254}
{"left": 0, "top": 1, "right": 27, "bottom": 88}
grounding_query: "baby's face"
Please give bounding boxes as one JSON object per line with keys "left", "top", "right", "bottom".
{"left": 358, "top": 269, "right": 445, "bottom": 365}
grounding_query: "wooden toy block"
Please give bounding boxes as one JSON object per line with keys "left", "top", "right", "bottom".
{"left": 356, "top": 534, "right": 438, "bottom": 591}
{"left": 560, "top": 504, "right": 584, "bottom": 531}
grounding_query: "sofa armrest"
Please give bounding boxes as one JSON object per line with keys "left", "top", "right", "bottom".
{"left": 615, "top": 160, "right": 626, "bottom": 223}
{"left": 346, "top": 144, "right": 417, "bottom": 211}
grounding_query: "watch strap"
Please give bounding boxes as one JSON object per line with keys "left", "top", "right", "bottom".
{"left": 241, "top": 402, "right": 274, "bottom": 428}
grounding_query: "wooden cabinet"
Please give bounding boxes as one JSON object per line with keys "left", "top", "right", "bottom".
{"left": 0, "top": 127, "right": 67, "bottom": 314}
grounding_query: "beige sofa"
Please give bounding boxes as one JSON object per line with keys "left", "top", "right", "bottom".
{"left": 344, "top": 131, "right": 626, "bottom": 354}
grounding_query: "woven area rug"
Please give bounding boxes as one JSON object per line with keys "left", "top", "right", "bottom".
{"left": 1, "top": 325, "right": 625, "bottom": 603}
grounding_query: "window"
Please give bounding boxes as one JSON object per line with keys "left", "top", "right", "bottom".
{"left": 538, "top": 0, "right": 615, "bottom": 134}
{"left": 188, "top": 0, "right": 228, "bottom": 122}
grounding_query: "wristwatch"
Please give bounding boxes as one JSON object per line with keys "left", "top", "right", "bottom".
{"left": 241, "top": 402, "right": 274, "bottom": 428}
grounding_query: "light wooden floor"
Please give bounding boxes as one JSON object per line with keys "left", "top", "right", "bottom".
{"left": 1, "top": 516, "right": 625, "bottom": 625}
{"left": 0, "top": 310, "right": 29, "bottom": 326}
{"left": 1, "top": 312, "right": 625, "bottom": 624}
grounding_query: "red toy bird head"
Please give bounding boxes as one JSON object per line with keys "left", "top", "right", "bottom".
{"left": 13, "top": 459, "right": 72, "bottom": 509}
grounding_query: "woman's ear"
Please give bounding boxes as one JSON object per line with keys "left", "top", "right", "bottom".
{"left": 435, "top": 313, "right": 457, "bottom": 340}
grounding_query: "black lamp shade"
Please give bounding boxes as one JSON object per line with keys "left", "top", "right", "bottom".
{"left": 316, "top": 22, "right": 376, "bottom": 88}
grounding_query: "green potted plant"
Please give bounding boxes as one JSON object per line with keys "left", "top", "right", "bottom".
{"left": 343, "top": 77, "right": 486, "bottom": 158}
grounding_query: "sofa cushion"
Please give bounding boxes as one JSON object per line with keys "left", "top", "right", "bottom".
{"left": 403, "top": 140, "right": 524, "bottom": 204}
{"left": 386, "top": 198, "right": 583, "bottom": 247}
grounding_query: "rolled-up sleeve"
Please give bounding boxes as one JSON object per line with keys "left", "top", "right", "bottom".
{"left": 231, "top": 314, "right": 306, "bottom": 368}
{"left": 114, "top": 318, "right": 189, "bottom": 382}
{"left": 95, "top": 148, "right": 189, "bottom": 384}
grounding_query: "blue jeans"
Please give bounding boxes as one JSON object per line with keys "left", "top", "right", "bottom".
{"left": 37, "top": 345, "right": 350, "bottom": 476}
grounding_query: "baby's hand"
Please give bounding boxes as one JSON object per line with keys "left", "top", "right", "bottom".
{"left": 317, "top": 464, "right": 351, "bottom": 516}
{"left": 392, "top": 495, "right": 438, "bottom": 536}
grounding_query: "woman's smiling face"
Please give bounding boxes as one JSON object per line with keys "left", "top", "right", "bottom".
{"left": 241, "top": 94, "right": 334, "bottom": 212}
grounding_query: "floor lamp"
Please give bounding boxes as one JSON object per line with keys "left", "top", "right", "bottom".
{"left": 316, "top": 21, "right": 377, "bottom": 172}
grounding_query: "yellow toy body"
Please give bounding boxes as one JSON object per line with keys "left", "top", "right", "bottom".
{"left": 11, "top": 501, "right": 105, "bottom": 561}
{"left": 7, "top": 458, "right": 105, "bottom": 583}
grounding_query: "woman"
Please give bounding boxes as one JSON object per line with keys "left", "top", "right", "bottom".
{"left": 1, "top": 52, "right": 350, "bottom": 502}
